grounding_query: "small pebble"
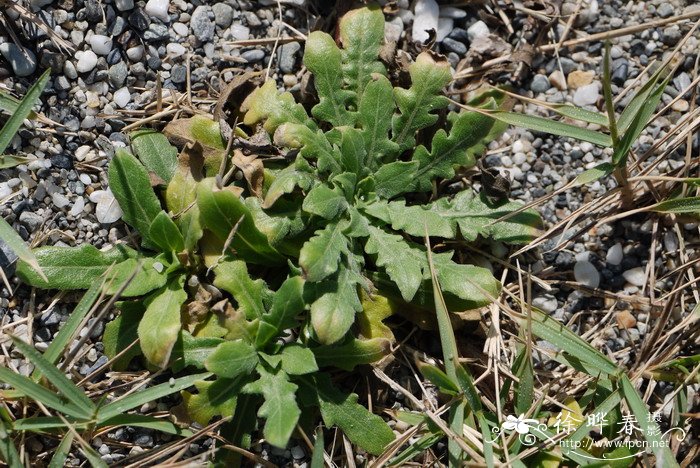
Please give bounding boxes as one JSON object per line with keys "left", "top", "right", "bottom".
{"left": 412, "top": 0, "right": 439, "bottom": 43}
{"left": 467, "top": 20, "right": 490, "bottom": 42}
{"left": 616, "top": 310, "right": 637, "bottom": 329}
{"left": 90, "top": 35, "right": 113, "bottom": 56}
{"left": 623, "top": 267, "right": 646, "bottom": 287}
{"left": 606, "top": 243, "right": 623, "bottom": 265}
{"left": 572, "top": 83, "right": 599, "bottom": 106}
{"left": 144, "top": 0, "right": 169, "bottom": 21}
{"left": 574, "top": 259, "right": 600, "bottom": 288}
{"left": 75, "top": 50, "right": 98, "bottom": 73}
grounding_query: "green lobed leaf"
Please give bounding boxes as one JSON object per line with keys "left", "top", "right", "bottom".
{"left": 0, "top": 216, "right": 46, "bottom": 281}
{"left": 365, "top": 190, "right": 541, "bottom": 244}
{"left": 205, "top": 340, "right": 259, "bottom": 379}
{"left": 303, "top": 31, "right": 355, "bottom": 127}
{"left": 279, "top": 344, "right": 318, "bottom": 375}
{"left": 108, "top": 150, "right": 162, "bottom": 245}
{"left": 0, "top": 69, "right": 50, "bottom": 156}
{"left": 338, "top": 5, "right": 387, "bottom": 102}
{"left": 310, "top": 372, "right": 395, "bottom": 455}
{"left": 197, "top": 178, "right": 283, "bottom": 265}
{"left": 137, "top": 276, "right": 187, "bottom": 368}
{"left": 299, "top": 221, "right": 350, "bottom": 283}
{"left": 312, "top": 338, "right": 390, "bottom": 371}
{"left": 410, "top": 109, "right": 496, "bottom": 192}
{"left": 309, "top": 266, "right": 363, "bottom": 345}
{"left": 242, "top": 80, "right": 316, "bottom": 134}
{"left": 213, "top": 260, "right": 267, "bottom": 320}
{"left": 262, "top": 156, "right": 315, "bottom": 208}
{"left": 257, "top": 276, "right": 306, "bottom": 348}
{"left": 302, "top": 184, "right": 348, "bottom": 220}
{"left": 339, "top": 126, "right": 368, "bottom": 175}
{"left": 274, "top": 123, "right": 342, "bottom": 175}
{"left": 148, "top": 211, "right": 185, "bottom": 253}
{"left": 130, "top": 129, "right": 178, "bottom": 183}
{"left": 171, "top": 332, "right": 224, "bottom": 371}
{"left": 392, "top": 52, "right": 451, "bottom": 152}
{"left": 16, "top": 244, "right": 135, "bottom": 290}
{"left": 182, "top": 378, "right": 241, "bottom": 426}
{"left": 103, "top": 301, "right": 143, "bottom": 371}
{"left": 373, "top": 160, "right": 420, "bottom": 199}
{"left": 243, "top": 365, "right": 301, "bottom": 448}
{"left": 358, "top": 75, "right": 399, "bottom": 163}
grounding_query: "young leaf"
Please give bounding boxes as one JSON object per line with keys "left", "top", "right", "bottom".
{"left": 312, "top": 338, "right": 390, "bottom": 371}
{"left": 339, "top": 127, "right": 368, "bottom": 175}
{"left": 182, "top": 378, "right": 241, "bottom": 425}
{"left": 0, "top": 69, "right": 50, "bottom": 156}
{"left": 279, "top": 344, "right": 318, "bottom": 375}
{"left": 97, "top": 372, "right": 212, "bottom": 421}
{"left": 0, "top": 216, "right": 46, "bottom": 281}
{"left": 242, "top": 80, "right": 316, "bottom": 134}
{"left": 392, "top": 52, "right": 451, "bottom": 151}
{"left": 310, "top": 373, "right": 395, "bottom": 455}
{"left": 303, "top": 31, "right": 354, "bottom": 127}
{"left": 338, "top": 4, "right": 386, "bottom": 101}
{"left": 197, "top": 179, "right": 283, "bottom": 266}
{"left": 148, "top": 211, "right": 185, "bottom": 253}
{"left": 309, "top": 266, "right": 362, "bottom": 344}
{"left": 411, "top": 109, "right": 496, "bottom": 192}
{"left": 16, "top": 244, "right": 135, "bottom": 290}
{"left": 358, "top": 75, "right": 399, "bottom": 162}
{"left": 108, "top": 150, "right": 162, "bottom": 245}
{"left": 302, "top": 184, "right": 348, "bottom": 220}
{"left": 130, "top": 129, "right": 178, "bottom": 183}
{"left": 204, "top": 340, "right": 259, "bottom": 379}
{"left": 257, "top": 276, "right": 306, "bottom": 347}
{"left": 243, "top": 366, "right": 301, "bottom": 448}
{"left": 213, "top": 260, "right": 267, "bottom": 320}
{"left": 137, "top": 276, "right": 187, "bottom": 368}
{"left": 178, "top": 208, "right": 203, "bottom": 252}
{"left": 102, "top": 257, "right": 168, "bottom": 297}
{"left": 103, "top": 302, "right": 143, "bottom": 371}
{"left": 299, "top": 222, "right": 350, "bottom": 283}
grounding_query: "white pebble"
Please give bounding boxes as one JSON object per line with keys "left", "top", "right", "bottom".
{"left": 436, "top": 18, "right": 453, "bottom": 42}
{"left": 574, "top": 260, "right": 600, "bottom": 288}
{"left": 166, "top": 43, "right": 187, "bottom": 56}
{"left": 70, "top": 197, "right": 85, "bottom": 217}
{"left": 230, "top": 24, "right": 250, "bottom": 41}
{"left": 573, "top": 83, "right": 599, "bottom": 106}
{"left": 75, "top": 50, "right": 98, "bottom": 73}
{"left": 113, "top": 87, "right": 131, "bottom": 108}
{"left": 126, "top": 45, "right": 144, "bottom": 61}
{"left": 467, "top": 20, "right": 490, "bottom": 42}
{"left": 145, "top": 0, "right": 170, "bottom": 21}
{"left": 623, "top": 267, "right": 646, "bottom": 287}
{"left": 90, "top": 189, "right": 123, "bottom": 224}
{"left": 412, "top": 0, "right": 439, "bottom": 43}
{"left": 605, "top": 243, "right": 623, "bottom": 265}
{"left": 89, "top": 35, "right": 113, "bottom": 56}
{"left": 79, "top": 173, "right": 92, "bottom": 185}
{"left": 172, "top": 22, "right": 189, "bottom": 36}
{"left": 52, "top": 192, "right": 70, "bottom": 208}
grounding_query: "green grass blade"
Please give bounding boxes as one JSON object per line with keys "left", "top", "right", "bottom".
{"left": 476, "top": 412, "right": 494, "bottom": 468}
{"left": 34, "top": 280, "right": 102, "bottom": 379}
{"left": 97, "top": 372, "right": 211, "bottom": 421}
{"left": 11, "top": 336, "right": 95, "bottom": 414}
{"left": 0, "top": 367, "right": 90, "bottom": 420}
{"left": 549, "top": 104, "right": 609, "bottom": 127}
{"left": 97, "top": 414, "right": 190, "bottom": 436}
{"left": 0, "top": 217, "right": 46, "bottom": 281}
{"left": 0, "top": 69, "right": 50, "bottom": 155}
{"left": 620, "top": 375, "right": 679, "bottom": 467}
{"left": 390, "top": 432, "right": 442, "bottom": 466}
{"left": 520, "top": 308, "right": 621, "bottom": 376}
{"left": 0, "top": 417, "right": 22, "bottom": 468}
{"left": 489, "top": 112, "right": 612, "bottom": 147}
{"left": 617, "top": 66, "right": 667, "bottom": 134}
{"left": 0, "top": 155, "right": 33, "bottom": 169}
{"left": 650, "top": 196, "right": 700, "bottom": 213}
{"left": 573, "top": 163, "right": 615, "bottom": 186}
{"left": 48, "top": 432, "right": 74, "bottom": 468}
{"left": 11, "top": 417, "right": 79, "bottom": 432}
{"left": 310, "top": 429, "right": 325, "bottom": 468}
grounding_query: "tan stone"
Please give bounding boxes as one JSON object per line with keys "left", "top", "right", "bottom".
{"left": 567, "top": 70, "right": 595, "bottom": 89}
{"left": 549, "top": 70, "right": 566, "bottom": 90}
{"left": 671, "top": 99, "right": 689, "bottom": 112}
{"left": 616, "top": 310, "right": 637, "bottom": 329}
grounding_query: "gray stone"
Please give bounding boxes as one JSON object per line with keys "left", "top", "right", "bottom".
{"left": 573, "top": 83, "right": 599, "bottom": 106}
{"left": 441, "top": 37, "right": 466, "bottom": 55}
{"left": 109, "top": 61, "right": 128, "bottom": 88}
{"left": 530, "top": 74, "right": 550, "bottom": 93}
{"left": 144, "top": 23, "right": 169, "bottom": 41}
{"left": 467, "top": 20, "right": 489, "bottom": 42}
{"left": 19, "top": 211, "right": 43, "bottom": 232}
{"left": 212, "top": 3, "right": 234, "bottom": 28}
{"left": 657, "top": 3, "right": 674, "bottom": 18}
{"left": 191, "top": 6, "right": 215, "bottom": 42}
{"left": 171, "top": 64, "right": 187, "bottom": 83}
{"left": 0, "top": 43, "right": 37, "bottom": 77}
{"left": 241, "top": 49, "right": 265, "bottom": 63}
{"left": 115, "top": 0, "right": 134, "bottom": 11}
{"left": 278, "top": 41, "right": 300, "bottom": 74}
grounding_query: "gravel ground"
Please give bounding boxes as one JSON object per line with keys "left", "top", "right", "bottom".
{"left": 1, "top": 0, "right": 699, "bottom": 465}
